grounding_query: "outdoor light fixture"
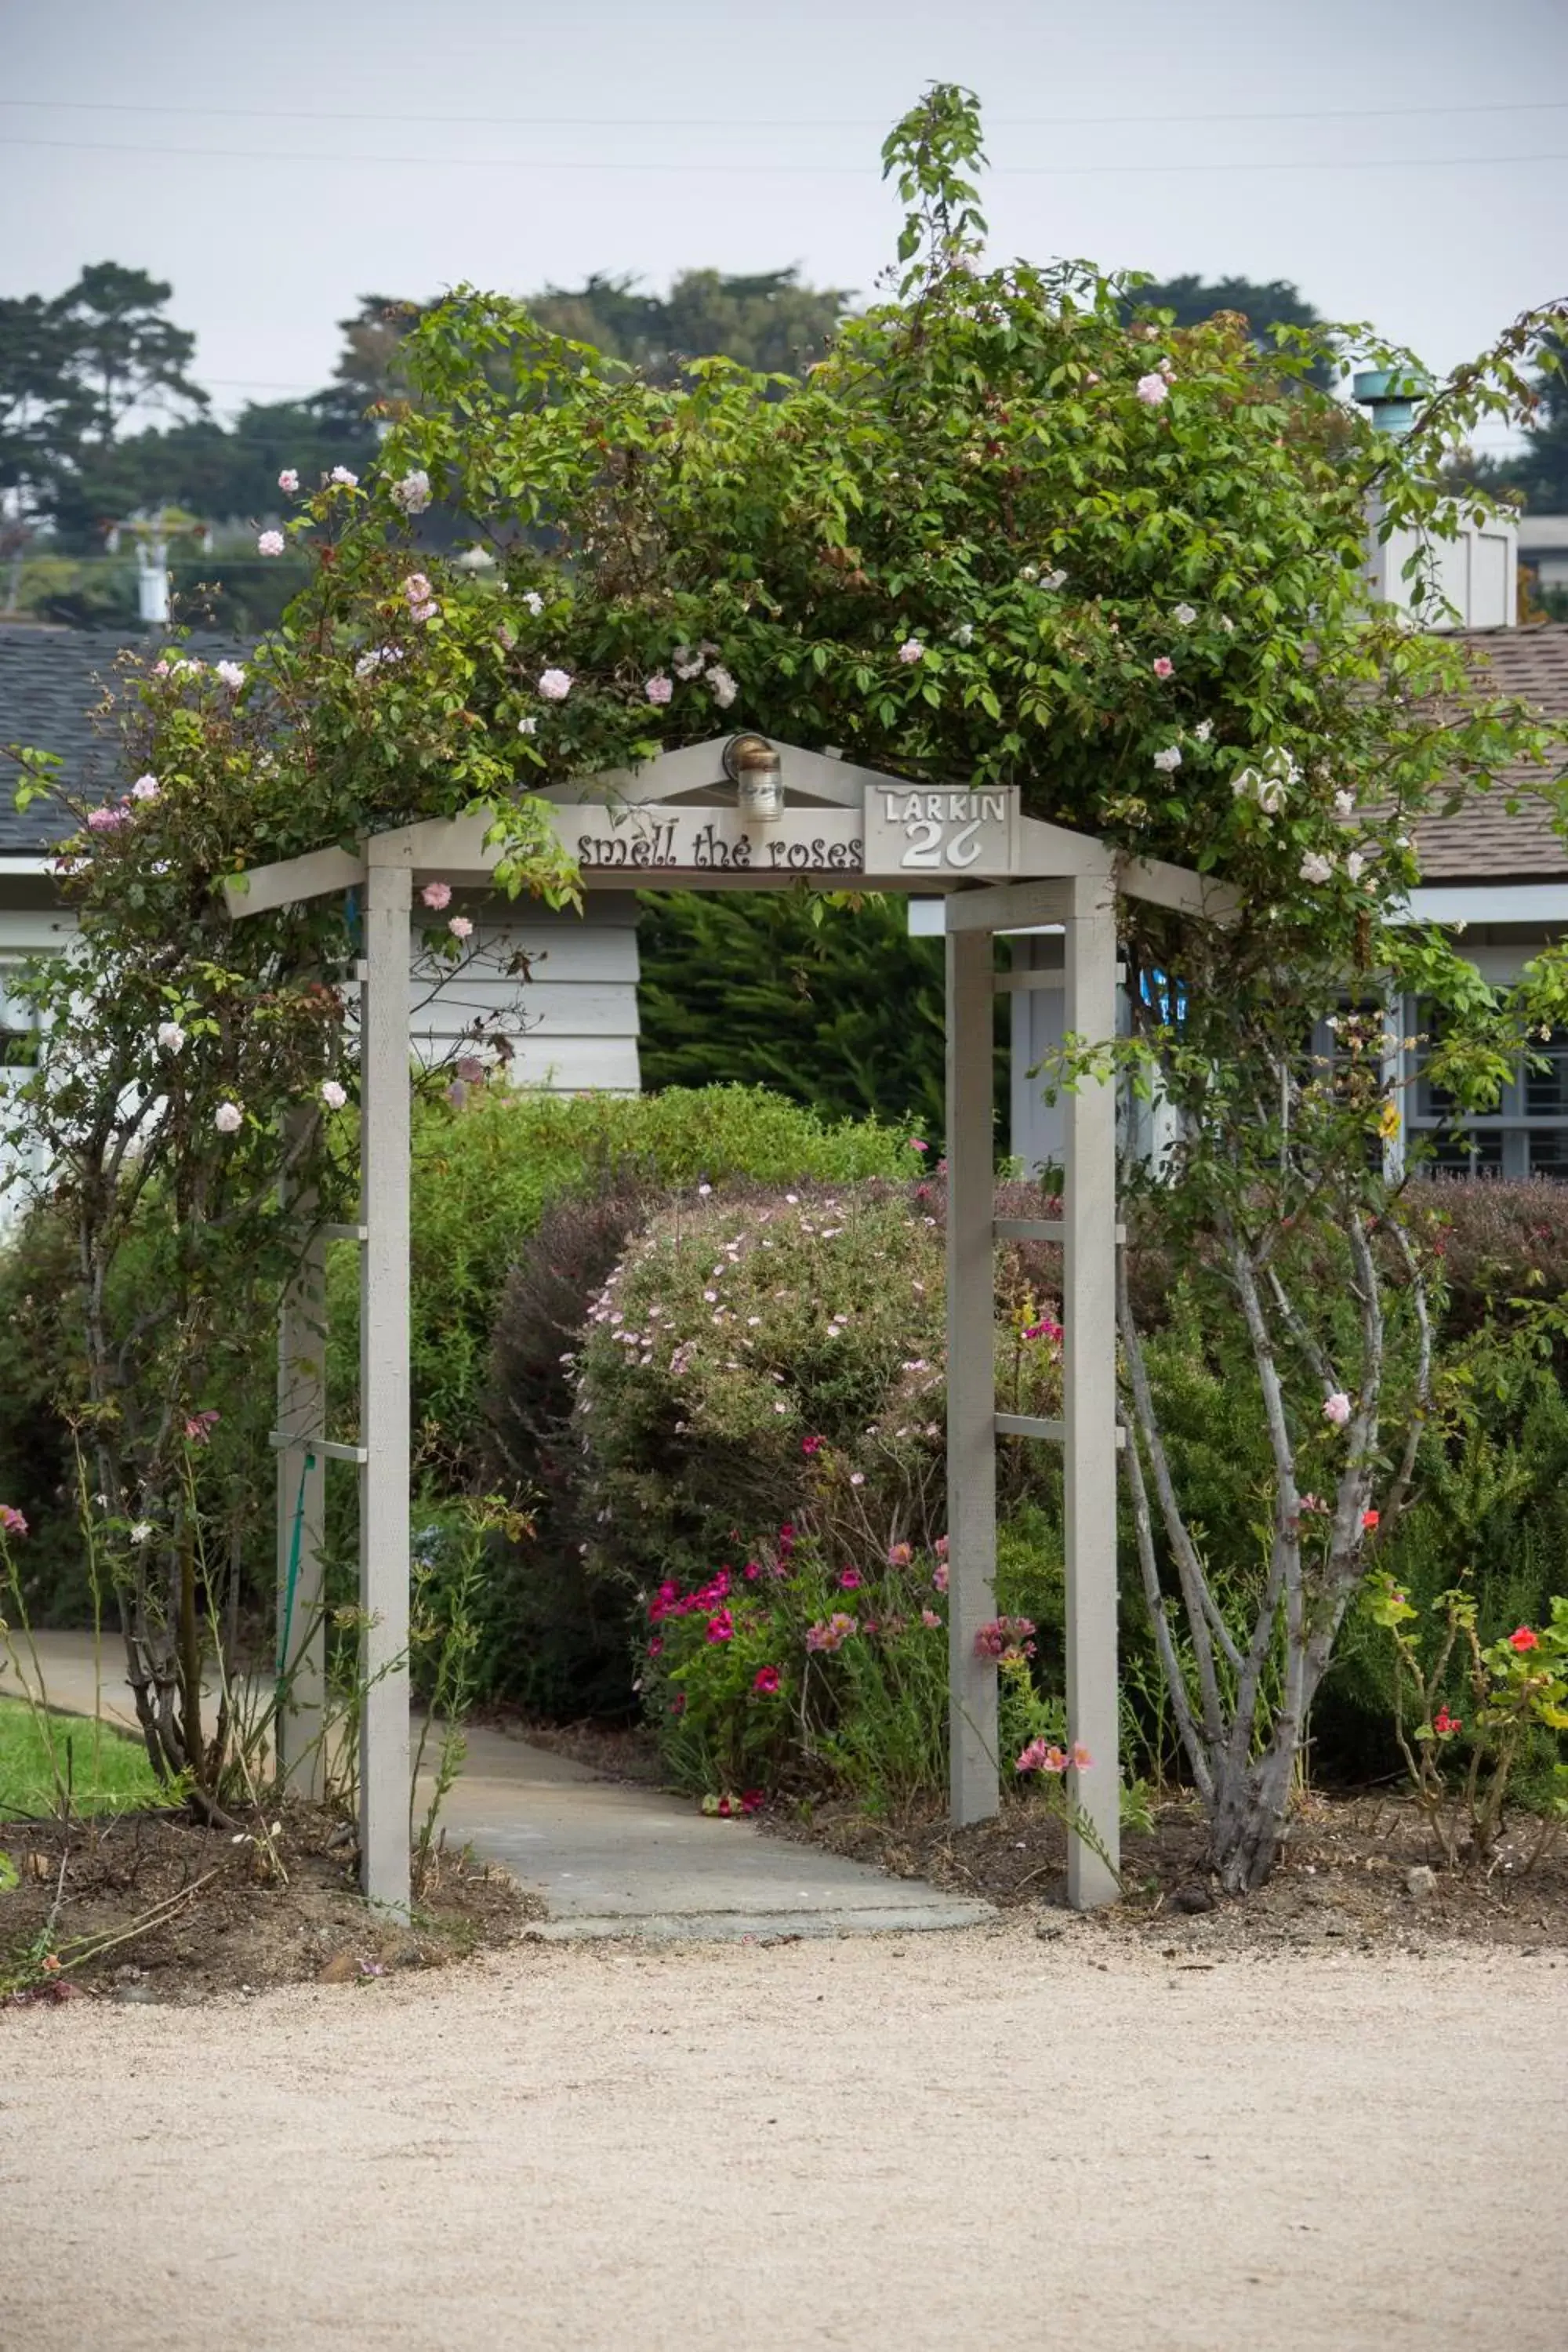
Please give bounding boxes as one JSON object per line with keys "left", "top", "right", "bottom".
{"left": 722, "top": 732, "right": 784, "bottom": 824}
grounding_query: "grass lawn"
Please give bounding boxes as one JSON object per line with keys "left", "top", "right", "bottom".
{"left": 0, "top": 1696, "right": 162, "bottom": 1819}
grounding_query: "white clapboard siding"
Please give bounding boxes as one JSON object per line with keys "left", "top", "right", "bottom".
{"left": 408, "top": 895, "right": 641, "bottom": 1092}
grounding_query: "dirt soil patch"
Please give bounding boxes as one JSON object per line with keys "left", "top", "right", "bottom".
{"left": 0, "top": 1800, "right": 541, "bottom": 2009}
{"left": 774, "top": 1786, "right": 1568, "bottom": 1953}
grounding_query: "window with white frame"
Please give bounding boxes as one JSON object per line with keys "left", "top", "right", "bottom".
{"left": 1405, "top": 996, "right": 1568, "bottom": 1179}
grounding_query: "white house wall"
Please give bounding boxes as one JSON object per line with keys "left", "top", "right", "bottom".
{"left": 408, "top": 896, "right": 640, "bottom": 1092}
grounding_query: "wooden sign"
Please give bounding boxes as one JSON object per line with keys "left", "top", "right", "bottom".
{"left": 862, "top": 785, "right": 1022, "bottom": 880}
{"left": 564, "top": 805, "right": 864, "bottom": 881}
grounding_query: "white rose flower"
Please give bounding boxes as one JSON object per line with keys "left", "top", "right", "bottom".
{"left": 1299, "top": 851, "right": 1334, "bottom": 885}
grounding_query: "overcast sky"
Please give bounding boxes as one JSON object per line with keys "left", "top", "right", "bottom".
{"left": 3, "top": 0, "right": 1565, "bottom": 452}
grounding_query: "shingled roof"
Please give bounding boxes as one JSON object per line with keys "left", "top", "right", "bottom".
{"left": 0, "top": 622, "right": 248, "bottom": 856}
{"left": 1415, "top": 623, "right": 1568, "bottom": 884}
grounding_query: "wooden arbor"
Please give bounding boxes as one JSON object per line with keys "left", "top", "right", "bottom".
{"left": 227, "top": 740, "right": 1230, "bottom": 1914}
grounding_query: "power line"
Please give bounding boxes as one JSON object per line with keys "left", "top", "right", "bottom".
{"left": 2, "top": 94, "right": 1566, "bottom": 131}
{"left": 4, "top": 133, "right": 1568, "bottom": 178}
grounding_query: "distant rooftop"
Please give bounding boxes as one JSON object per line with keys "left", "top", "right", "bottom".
{"left": 0, "top": 622, "right": 248, "bottom": 855}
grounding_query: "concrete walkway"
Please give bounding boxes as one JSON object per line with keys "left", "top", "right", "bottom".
{"left": 5, "top": 1629, "right": 991, "bottom": 1943}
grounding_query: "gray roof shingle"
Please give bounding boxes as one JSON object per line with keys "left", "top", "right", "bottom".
{"left": 0, "top": 622, "right": 247, "bottom": 856}
{"left": 1415, "top": 623, "right": 1568, "bottom": 884}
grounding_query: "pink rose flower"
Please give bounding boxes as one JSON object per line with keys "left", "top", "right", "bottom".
{"left": 421, "top": 880, "right": 452, "bottom": 910}
{"left": 1322, "top": 1392, "right": 1352, "bottom": 1428}
{"left": 1135, "top": 373, "right": 1169, "bottom": 405}
{"left": 644, "top": 674, "right": 673, "bottom": 705}
{"left": 257, "top": 530, "right": 285, "bottom": 556}
{"left": 278, "top": 468, "right": 299, "bottom": 494}
{"left": 1152, "top": 656, "right": 1174, "bottom": 679}
{"left": 448, "top": 915, "right": 474, "bottom": 940}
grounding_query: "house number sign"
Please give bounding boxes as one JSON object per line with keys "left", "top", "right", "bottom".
{"left": 862, "top": 784, "right": 1022, "bottom": 879}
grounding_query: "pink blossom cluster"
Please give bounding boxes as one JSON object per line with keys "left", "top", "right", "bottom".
{"left": 183, "top": 1410, "right": 221, "bottom": 1444}
{"left": 805, "top": 1612, "right": 859, "bottom": 1654}
{"left": 974, "top": 1614, "right": 1037, "bottom": 1661}
{"left": 0, "top": 1504, "right": 27, "bottom": 1540}
{"left": 1016, "top": 1738, "right": 1091, "bottom": 1774}
{"left": 403, "top": 572, "right": 437, "bottom": 623}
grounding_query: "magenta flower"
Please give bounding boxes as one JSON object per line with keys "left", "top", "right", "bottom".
{"left": 932, "top": 1561, "right": 949, "bottom": 1592}
{"left": 753, "top": 1665, "right": 781, "bottom": 1695}
{"left": 706, "top": 1610, "right": 735, "bottom": 1643}
{"left": 838, "top": 1568, "right": 862, "bottom": 1591}
{"left": 908, "top": 1136, "right": 929, "bottom": 1152}
{"left": 801, "top": 1434, "right": 825, "bottom": 1456}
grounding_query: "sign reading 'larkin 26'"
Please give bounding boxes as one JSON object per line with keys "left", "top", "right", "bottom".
{"left": 570, "top": 785, "right": 1022, "bottom": 884}
{"left": 863, "top": 785, "right": 1021, "bottom": 878}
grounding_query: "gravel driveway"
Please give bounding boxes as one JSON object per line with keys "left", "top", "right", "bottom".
{"left": 4, "top": 1918, "right": 1562, "bottom": 2350}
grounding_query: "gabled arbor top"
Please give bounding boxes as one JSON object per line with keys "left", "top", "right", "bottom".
{"left": 223, "top": 735, "right": 1238, "bottom": 924}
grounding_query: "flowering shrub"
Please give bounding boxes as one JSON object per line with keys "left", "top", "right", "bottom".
{"left": 643, "top": 1524, "right": 952, "bottom": 1805}
{"left": 1368, "top": 1573, "right": 1568, "bottom": 1865}
{"left": 571, "top": 1181, "right": 1065, "bottom": 1601}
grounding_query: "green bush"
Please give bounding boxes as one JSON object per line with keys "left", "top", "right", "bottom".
{"left": 326, "top": 1082, "right": 920, "bottom": 1476}
{"left": 0, "top": 1083, "right": 915, "bottom": 1642}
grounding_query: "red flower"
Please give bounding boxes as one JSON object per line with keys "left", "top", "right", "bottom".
{"left": 706, "top": 1610, "right": 735, "bottom": 1644}
{"left": 1433, "top": 1706, "right": 1461, "bottom": 1736}
{"left": 648, "top": 1635, "right": 663, "bottom": 1657}
{"left": 740, "top": 1790, "right": 765, "bottom": 1815}
{"left": 1362, "top": 1509, "right": 1380, "bottom": 1531}
{"left": 1509, "top": 1625, "right": 1540, "bottom": 1653}
{"left": 801, "top": 1435, "right": 825, "bottom": 1455}
{"left": 669, "top": 1693, "right": 687, "bottom": 1715}
{"left": 753, "top": 1665, "right": 781, "bottom": 1695}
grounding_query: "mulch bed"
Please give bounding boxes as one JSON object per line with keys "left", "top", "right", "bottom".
{"left": 0, "top": 1800, "right": 541, "bottom": 2009}
{"left": 770, "top": 1788, "right": 1568, "bottom": 1955}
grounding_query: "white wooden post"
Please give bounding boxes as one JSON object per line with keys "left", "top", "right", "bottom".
{"left": 359, "top": 844, "right": 412, "bottom": 1914}
{"left": 1063, "top": 873, "right": 1121, "bottom": 1906}
{"left": 275, "top": 1145, "right": 326, "bottom": 1797}
{"left": 946, "top": 920, "right": 1000, "bottom": 1823}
